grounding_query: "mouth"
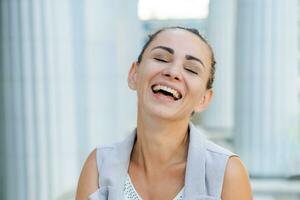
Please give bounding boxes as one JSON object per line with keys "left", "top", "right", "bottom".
{"left": 151, "top": 84, "right": 182, "bottom": 101}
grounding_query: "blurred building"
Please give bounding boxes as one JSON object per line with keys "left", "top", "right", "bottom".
{"left": 0, "top": 0, "right": 299, "bottom": 200}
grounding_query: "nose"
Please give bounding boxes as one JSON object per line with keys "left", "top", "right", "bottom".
{"left": 161, "top": 63, "right": 182, "bottom": 81}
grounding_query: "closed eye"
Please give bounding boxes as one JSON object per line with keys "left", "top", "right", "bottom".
{"left": 154, "top": 58, "right": 168, "bottom": 63}
{"left": 184, "top": 67, "right": 198, "bottom": 75}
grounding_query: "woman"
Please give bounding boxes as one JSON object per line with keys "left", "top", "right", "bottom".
{"left": 76, "top": 26, "right": 253, "bottom": 200}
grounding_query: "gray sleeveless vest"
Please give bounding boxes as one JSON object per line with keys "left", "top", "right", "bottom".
{"left": 88, "top": 122, "right": 235, "bottom": 200}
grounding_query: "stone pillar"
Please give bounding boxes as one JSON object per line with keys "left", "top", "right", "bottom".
{"left": 201, "top": 0, "right": 236, "bottom": 144}
{"left": 235, "top": 0, "right": 300, "bottom": 177}
{"left": 1, "top": 0, "right": 79, "bottom": 199}
{"left": 83, "top": 0, "right": 141, "bottom": 149}
{"left": 1, "top": 0, "right": 142, "bottom": 199}
{"left": 115, "top": 0, "right": 141, "bottom": 139}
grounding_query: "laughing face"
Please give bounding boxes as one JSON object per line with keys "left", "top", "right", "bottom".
{"left": 128, "top": 28, "right": 213, "bottom": 121}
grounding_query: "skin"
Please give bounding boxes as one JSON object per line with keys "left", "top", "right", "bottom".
{"left": 76, "top": 149, "right": 98, "bottom": 200}
{"left": 76, "top": 29, "right": 253, "bottom": 200}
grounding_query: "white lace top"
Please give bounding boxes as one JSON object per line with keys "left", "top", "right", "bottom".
{"left": 123, "top": 174, "right": 184, "bottom": 200}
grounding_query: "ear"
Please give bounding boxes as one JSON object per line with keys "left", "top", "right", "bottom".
{"left": 128, "top": 62, "right": 138, "bottom": 90}
{"left": 193, "top": 89, "right": 213, "bottom": 113}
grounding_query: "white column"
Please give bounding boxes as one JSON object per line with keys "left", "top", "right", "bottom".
{"left": 1, "top": 0, "right": 78, "bottom": 199}
{"left": 84, "top": 0, "right": 118, "bottom": 150}
{"left": 2, "top": 1, "right": 22, "bottom": 199}
{"left": 50, "top": 0, "right": 78, "bottom": 197}
{"left": 115, "top": 0, "right": 141, "bottom": 138}
{"left": 1, "top": 0, "right": 142, "bottom": 199}
{"left": 235, "top": 0, "right": 300, "bottom": 177}
{"left": 202, "top": 0, "right": 236, "bottom": 138}
{"left": 84, "top": 0, "right": 141, "bottom": 150}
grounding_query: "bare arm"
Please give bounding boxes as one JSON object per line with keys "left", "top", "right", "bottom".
{"left": 76, "top": 149, "right": 99, "bottom": 200}
{"left": 221, "top": 156, "right": 253, "bottom": 200}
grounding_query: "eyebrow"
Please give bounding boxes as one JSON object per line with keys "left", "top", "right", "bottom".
{"left": 185, "top": 55, "right": 205, "bottom": 68}
{"left": 151, "top": 46, "right": 174, "bottom": 54}
{"left": 151, "top": 45, "right": 205, "bottom": 68}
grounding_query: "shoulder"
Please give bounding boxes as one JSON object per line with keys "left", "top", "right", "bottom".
{"left": 189, "top": 123, "right": 234, "bottom": 159}
{"left": 76, "top": 149, "right": 99, "bottom": 200}
{"left": 221, "top": 156, "right": 253, "bottom": 200}
{"left": 204, "top": 140, "right": 252, "bottom": 199}
{"left": 204, "top": 140, "right": 236, "bottom": 169}
{"left": 75, "top": 140, "right": 125, "bottom": 199}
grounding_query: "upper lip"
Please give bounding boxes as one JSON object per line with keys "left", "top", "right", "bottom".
{"left": 151, "top": 81, "right": 184, "bottom": 98}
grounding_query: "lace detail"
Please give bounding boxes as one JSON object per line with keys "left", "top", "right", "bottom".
{"left": 124, "top": 174, "right": 142, "bottom": 200}
{"left": 123, "top": 174, "right": 184, "bottom": 200}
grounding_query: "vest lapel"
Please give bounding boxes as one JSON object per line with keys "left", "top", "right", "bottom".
{"left": 102, "top": 130, "right": 136, "bottom": 200}
{"left": 183, "top": 123, "right": 207, "bottom": 199}
{"left": 102, "top": 123, "right": 208, "bottom": 199}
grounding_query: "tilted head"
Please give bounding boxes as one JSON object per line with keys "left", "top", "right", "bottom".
{"left": 137, "top": 26, "right": 216, "bottom": 90}
{"left": 128, "top": 26, "right": 216, "bottom": 119}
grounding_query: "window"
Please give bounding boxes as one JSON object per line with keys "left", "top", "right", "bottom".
{"left": 138, "top": 0, "right": 210, "bottom": 20}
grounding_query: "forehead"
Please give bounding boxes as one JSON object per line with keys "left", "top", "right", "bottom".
{"left": 146, "top": 29, "right": 211, "bottom": 62}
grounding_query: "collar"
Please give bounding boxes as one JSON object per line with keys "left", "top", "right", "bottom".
{"left": 102, "top": 122, "right": 207, "bottom": 199}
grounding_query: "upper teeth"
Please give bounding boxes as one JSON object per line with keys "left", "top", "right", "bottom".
{"left": 152, "top": 85, "right": 181, "bottom": 99}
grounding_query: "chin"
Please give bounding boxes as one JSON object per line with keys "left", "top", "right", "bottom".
{"left": 143, "top": 104, "right": 185, "bottom": 121}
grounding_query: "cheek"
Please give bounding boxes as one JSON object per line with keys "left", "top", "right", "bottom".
{"left": 139, "top": 64, "right": 161, "bottom": 82}
{"left": 187, "top": 76, "right": 206, "bottom": 90}
{"left": 135, "top": 68, "right": 154, "bottom": 92}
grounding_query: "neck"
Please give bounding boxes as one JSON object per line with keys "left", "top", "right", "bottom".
{"left": 131, "top": 111, "right": 190, "bottom": 174}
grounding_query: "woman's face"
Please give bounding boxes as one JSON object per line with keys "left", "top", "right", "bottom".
{"left": 128, "top": 29, "right": 213, "bottom": 120}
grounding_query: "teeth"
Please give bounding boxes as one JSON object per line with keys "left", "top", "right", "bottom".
{"left": 152, "top": 84, "right": 181, "bottom": 99}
